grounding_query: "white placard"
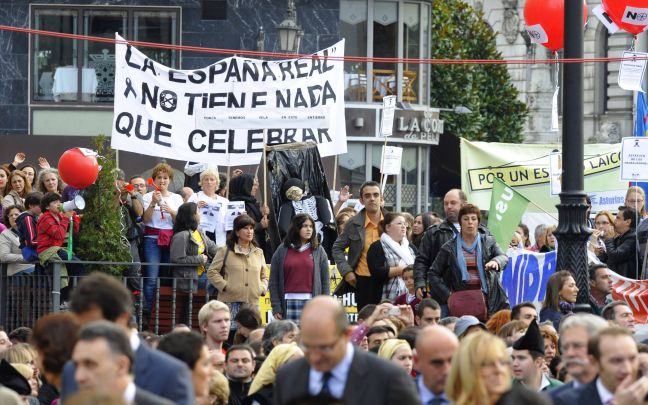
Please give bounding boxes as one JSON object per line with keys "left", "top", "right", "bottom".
{"left": 199, "top": 201, "right": 223, "bottom": 234}
{"left": 621, "top": 6, "right": 648, "bottom": 26}
{"left": 225, "top": 201, "right": 246, "bottom": 231}
{"left": 549, "top": 150, "right": 562, "bottom": 196}
{"left": 593, "top": 5, "right": 620, "bottom": 34}
{"left": 551, "top": 87, "right": 559, "bottom": 132}
{"left": 111, "top": 34, "right": 347, "bottom": 165}
{"left": 525, "top": 24, "right": 549, "bottom": 45}
{"left": 621, "top": 137, "right": 648, "bottom": 181}
{"left": 381, "top": 95, "right": 397, "bottom": 137}
{"left": 381, "top": 145, "right": 403, "bottom": 175}
{"left": 618, "top": 51, "right": 648, "bottom": 93}
{"left": 588, "top": 190, "right": 626, "bottom": 214}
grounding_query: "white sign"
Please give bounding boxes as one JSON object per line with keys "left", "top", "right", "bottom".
{"left": 111, "top": 34, "right": 347, "bottom": 165}
{"left": 588, "top": 189, "right": 626, "bottom": 213}
{"left": 225, "top": 201, "right": 246, "bottom": 231}
{"left": 381, "top": 95, "right": 397, "bottom": 137}
{"left": 593, "top": 5, "right": 620, "bottom": 34}
{"left": 621, "top": 6, "right": 648, "bottom": 26}
{"left": 618, "top": 51, "right": 648, "bottom": 93}
{"left": 551, "top": 87, "right": 559, "bottom": 132}
{"left": 199, "top": 201, "right": 223, "bottom": 234}
{"left": 621, "top": 137, "right": 648, "bottom": 181}
{"left": 525, "top": 24, "right": 549, "bottom": 44}
{"left": 381, "top": 145, "right": 403, "bottom": 175}
{"left": 549, "top": 150, "right": 562, "bottom": 196}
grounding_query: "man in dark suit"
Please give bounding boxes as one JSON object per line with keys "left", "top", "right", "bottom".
{"left": 413, "top": 325, "right": 458, "bottom": 403}
{"left": 274, "top": 296, "right": 420, "bottom": 405}
{"left": 72, "top": 320, "right": 172, "bottom": 405}
{"left": 60, "top": 273, "right": 194, "bottom": 405}
{"left": 548, "top": 314, "right": 608, "bottom": 399}
{"left": 553, "top": 326, "right": 648, "bottom": 405}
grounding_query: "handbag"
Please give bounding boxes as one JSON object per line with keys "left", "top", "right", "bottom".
{"left": 157, "top": 229, "right": 174, "bottom": 248}
{"left": 448, "top": 289, "right": 487, "bottom": 321}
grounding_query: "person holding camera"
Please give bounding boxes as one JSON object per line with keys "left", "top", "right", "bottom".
{"left": 366, "top": 212, "right": 416, "bottom": 305}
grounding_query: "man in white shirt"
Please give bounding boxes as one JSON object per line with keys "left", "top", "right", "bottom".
{"left": 72, "top": 321, "right": 172, "bottom": 405}
{"left": 414, "top": 325, "right": 458, "bottom": 404}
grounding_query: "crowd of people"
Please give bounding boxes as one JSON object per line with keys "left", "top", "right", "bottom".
{"left": 2, "top": 153, "right": 648, "bottom": 404}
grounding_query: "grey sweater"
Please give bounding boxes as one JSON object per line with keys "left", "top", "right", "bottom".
{"left": 269, "top": 244, "right": 330, "bottom": 315}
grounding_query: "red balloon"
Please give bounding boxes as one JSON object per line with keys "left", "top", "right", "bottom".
{"left": 603, "top": 0, "right": 648, "bottom": 35}
{"left": 524, "top": 0, "right": 588, "bottom": 51}
{"left": 58, "top": 148, "right": 99, "bottom": 189}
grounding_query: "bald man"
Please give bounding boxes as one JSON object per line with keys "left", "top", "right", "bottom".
{"left": 274, "top": 296, "right": 420, "bottom": 405}
{"left": 414, "top": 325, "right": 459, "bottom": 403}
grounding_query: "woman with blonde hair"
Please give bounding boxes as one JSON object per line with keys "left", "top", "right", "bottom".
{"left": 2, "top": 170, "right": 31, "bottom": 210}
{"left": 446, "top": 332, "right": 511, "bottom": 405}
{"left": 188, "top": 168, "right": 229, "bottom": 246}
{"left": 377, "top": 339, "right": 413, "bottom": 376}
{"left": 245, "top": 343, "right": 303, "bottom": 405}
{"left": 538, "top": 224, "right": 557, "bottom": 252}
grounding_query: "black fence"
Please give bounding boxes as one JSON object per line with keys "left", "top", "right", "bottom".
{"left": 0, "top": 260, "right": 221, "bottom": 335}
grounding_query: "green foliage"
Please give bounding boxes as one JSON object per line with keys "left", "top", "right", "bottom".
{"left": 430, "top": 0, "right": 527, "bottom": 142}
{"left": 75, "top": 135, "right": 132, "bottom": 275}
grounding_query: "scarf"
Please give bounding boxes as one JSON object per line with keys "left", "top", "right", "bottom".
{"left": 559, "top": 300, "right": 575, "bottom": 315}
{"left": 380, "top": 233, "right": 415, "bottom": 266}
{"left": 456, "top": 234, "right": 488, "bottom": 293}
{"left": 289, "top": 242, "right": 311, "bottom": 253}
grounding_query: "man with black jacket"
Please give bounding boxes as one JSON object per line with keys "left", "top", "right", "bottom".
{"left": 602, "top": 206, "right": 638, "bottom": 279}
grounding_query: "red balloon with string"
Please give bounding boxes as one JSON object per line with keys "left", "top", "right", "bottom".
{"left": 603, "top": 0, "right": 648, "bottom": 35}
{"left": 58, "top": 148, "right": 99, "bottom": 189}
{"left": 524, "top": 0, "right": 588, "bottom": 52}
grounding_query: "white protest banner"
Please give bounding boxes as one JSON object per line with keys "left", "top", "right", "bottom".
{"left": 225, "top": 201, "right": 246, "bottom": 231}
{"left": 618, "top": 51, "right": 648, "bottom": 93}
{"left": 111, "top": 34, "right": 346, "bottom": 165}
{"left": 621, "top": 136, "right": 648, "bottom": 181}
{"left": 381, "top": 145, "right": 403, "bottom": 175}
{"left": 380, "top": 95, "right": 397, "bottom": 137}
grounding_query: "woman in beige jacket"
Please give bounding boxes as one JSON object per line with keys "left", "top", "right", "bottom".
{"left": 208, "top": 214, "right": 268, "bottom": 331}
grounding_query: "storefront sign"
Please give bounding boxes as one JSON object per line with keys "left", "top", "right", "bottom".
{"left": 392, "top": 109, "right": 443, "bottom": 144}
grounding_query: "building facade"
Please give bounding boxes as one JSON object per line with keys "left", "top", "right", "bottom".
{"left": 0, "top": 0, "right": 460, "bottom": 214}
{"left": 468, "top": 0, "right": 634, "bottom": 144}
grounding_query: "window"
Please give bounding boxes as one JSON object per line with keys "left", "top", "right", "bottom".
{"left": 31, "top": 6, "right": 180, "bottom": 104}
{"left": 339, "top": 0, "right": 431, "bottom": 105}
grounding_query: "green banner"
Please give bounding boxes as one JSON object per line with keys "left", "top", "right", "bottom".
{"left": 488, "top": 178, "right": 530, "bottom": 249}
{"left": 460, "top": 139, "right": 625, "bottom": 213}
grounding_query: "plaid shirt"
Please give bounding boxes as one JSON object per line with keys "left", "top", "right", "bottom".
{"left": 36, "top": 210, "right": 79, "bottom": 254}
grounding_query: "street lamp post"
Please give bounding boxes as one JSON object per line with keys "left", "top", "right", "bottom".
{"left": 555, "top": 1, "right": 590, "bottom": 305}
{"left": 276, "top": 0, "right": 303, "bottom": 53}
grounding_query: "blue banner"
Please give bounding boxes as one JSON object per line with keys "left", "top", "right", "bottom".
{"left": 501, "top": 251, "right": 557, "bottom": 307}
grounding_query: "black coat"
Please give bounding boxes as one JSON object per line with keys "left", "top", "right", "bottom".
{"left": 603, "top": 229, "right": 638, "bottom": 279}
{"left": 428, "top": 233, "right": 510, "bottom": 316}
{"left": 413, "top": 220, "right": 490, "bottom": 291}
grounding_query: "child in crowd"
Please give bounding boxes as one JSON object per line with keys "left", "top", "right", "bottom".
{"left": 16, "top": 191, "right": 42, "bottom": 261}
{"left": 393, "top": 266, "right": 420, "bottom": 314}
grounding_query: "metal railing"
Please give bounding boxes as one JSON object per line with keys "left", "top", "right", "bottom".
{"left": 0, "top": 260, "right": 220, "bottom": 335}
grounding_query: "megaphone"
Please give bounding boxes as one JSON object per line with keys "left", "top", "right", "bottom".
{"left": 61, "top": 195, "right": 86, "bottom": 212}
